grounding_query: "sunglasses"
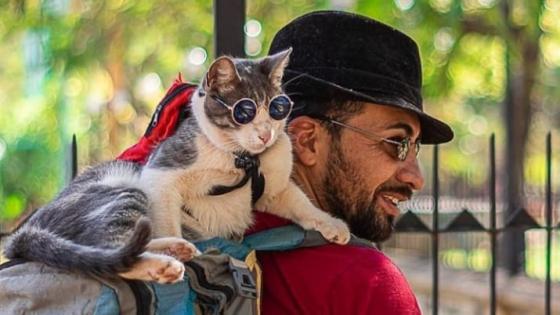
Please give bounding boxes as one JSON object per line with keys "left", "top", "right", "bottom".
{"left": 210, "top": 94, "right": 293, "bottom": 125}
{"left": 320, "top": 118, "right": 420, "bottom": 162}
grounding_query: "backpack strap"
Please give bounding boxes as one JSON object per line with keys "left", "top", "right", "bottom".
{"left": 194, "top": 224, "right": 374, "bottom": 260}
{"left": 243, "top": 224, "right": 375, "bottom": 251}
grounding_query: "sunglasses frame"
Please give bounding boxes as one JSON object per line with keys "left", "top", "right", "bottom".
{"left": 320, "top": 118, "right": 420, "bottom": 162}
{"left": 211, "top": 94, "right": 294, "bottom": 125}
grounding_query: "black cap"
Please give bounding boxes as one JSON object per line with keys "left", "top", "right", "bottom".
{"left": 269, "top": 10, "right": 453, "bottom": 144}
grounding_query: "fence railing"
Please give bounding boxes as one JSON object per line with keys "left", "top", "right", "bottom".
{"left": 388, "top": 134, "right": 556, "bottom": 315}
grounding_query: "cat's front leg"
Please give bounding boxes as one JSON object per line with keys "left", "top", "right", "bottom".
{"left": 258, "top": 181, "right": 351, "bottom": 244}
{"left": 141, "top": 169, "right": 183, "bottom": 238}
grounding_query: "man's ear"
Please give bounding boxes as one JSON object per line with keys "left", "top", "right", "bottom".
{"left": 288, "top": 116, "right": 325, "bottom": 166}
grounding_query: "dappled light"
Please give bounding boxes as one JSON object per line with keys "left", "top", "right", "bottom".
{"left": 0, "top": 5, "right": 559, "bottom": 313}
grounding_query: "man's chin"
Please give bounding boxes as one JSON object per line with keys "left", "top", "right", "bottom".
{"left": 372, "top": 216, "right": 395, "bottom": 242}
{"left": 348, "top": 210, "right": 395, "bottom": 242}
{"left": 368, "top": 219, "right": 394, "bottom": 242}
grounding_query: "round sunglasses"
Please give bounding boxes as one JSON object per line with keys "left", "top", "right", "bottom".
{"left": 210, "top": 94, "right": 293, "bottom": 125}
{"left": 307, "top": 114, "right": 421, "bottom": 162}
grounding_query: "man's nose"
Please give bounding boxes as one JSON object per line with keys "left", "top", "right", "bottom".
{"left": 396, "top": 153, "right": 424, "bottom": 191}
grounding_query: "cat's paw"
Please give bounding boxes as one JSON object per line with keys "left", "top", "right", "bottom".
{"left": 147, "top": 256, "right": 185, "bottom": 284}
{"left": 147, "top": 237, "right": 200, "bottom": 262}
{"left": 165, "top": 239, "right": 200, "bottom": 262}
{"left": 316, "top": 216, "right": 351, "bottom": 245}
{"left": 119, "top": 253, "right": 185, "bottom": 284}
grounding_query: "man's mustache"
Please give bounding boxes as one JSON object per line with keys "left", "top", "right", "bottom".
{"left": 374, "top": 184, "right": 413, "bottom": 200}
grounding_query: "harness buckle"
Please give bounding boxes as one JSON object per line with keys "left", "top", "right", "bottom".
{"left": 229, "top": 257, "right": 258, "bottom": 299}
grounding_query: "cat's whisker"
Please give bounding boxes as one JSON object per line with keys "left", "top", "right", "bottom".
{"left": 281, "top": 72, "right": 308, "bottom": 89}
{"left": 290, "top": 104, "right": 306, "bottom": 113}
{"left": 286, "top": 92, "right": 304, "bottom": 97}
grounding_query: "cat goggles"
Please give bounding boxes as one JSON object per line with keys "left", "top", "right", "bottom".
{"left": 211, "top": 94, "right": 293, "bottom": 125}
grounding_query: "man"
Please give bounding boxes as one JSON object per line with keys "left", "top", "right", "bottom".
{"left": 246, "top": 10, "right": 453, "bottom": 314}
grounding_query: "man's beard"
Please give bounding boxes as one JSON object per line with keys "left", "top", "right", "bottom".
{"left": 322, "top": 140, "right": 410, "bottom": 242}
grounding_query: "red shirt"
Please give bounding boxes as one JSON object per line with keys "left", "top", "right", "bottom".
{"left": 249, "top": 212, "right": 422, "bottom": 315}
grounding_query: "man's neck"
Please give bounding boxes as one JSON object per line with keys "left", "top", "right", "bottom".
{"left": 291, "top": 164, "right": 328, "bottom": 212}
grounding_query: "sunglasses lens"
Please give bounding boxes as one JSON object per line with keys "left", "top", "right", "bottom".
{"left": 269, "top": 95, "right": 292, "bottom": 120}
{"left": 233, "top": 100, "right": 257, "bottom": 124}
{"left": 397, "top": 140, "right": 409, "bottom": 161}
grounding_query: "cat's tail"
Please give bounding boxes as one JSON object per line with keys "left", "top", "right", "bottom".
{"left": 3, "top": 218, "right": 152, "bottom": 277}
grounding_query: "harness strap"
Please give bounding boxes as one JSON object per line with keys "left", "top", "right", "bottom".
{"left": 208, "top": 153, "right": 265, "bottom": 206}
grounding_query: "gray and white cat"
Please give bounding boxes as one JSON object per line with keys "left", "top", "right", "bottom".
{"left": 4, "top": 49, "right": 350, "bottom": 284}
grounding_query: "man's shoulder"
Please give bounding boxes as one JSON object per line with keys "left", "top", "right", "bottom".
{"left": 249, "top": 212, "right": 401, "bottom": 278}
{"left": 266, "top": 242, "right": 400, "bottom": 278}
{"left": 257, "top": 243, "right": 421, "bottom": 314}
{"left": 251, "top": 213, "right": 420, "bottom": 314}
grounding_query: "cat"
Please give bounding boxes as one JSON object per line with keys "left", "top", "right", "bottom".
{"left": 4, "top": 49, "right": 350, "bottom": 284}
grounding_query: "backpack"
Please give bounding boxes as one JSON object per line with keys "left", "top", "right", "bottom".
{"left": 0, "top": 225, "right": 371, "bottom": 315}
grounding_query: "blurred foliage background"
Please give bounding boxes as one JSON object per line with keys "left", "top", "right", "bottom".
{"left": 0, "top": 0, "right": 559, "bottom": 276}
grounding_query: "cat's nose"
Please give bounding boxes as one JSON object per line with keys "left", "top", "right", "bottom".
{"left": 258, "top": 131, "right": 272, "bottom": 144}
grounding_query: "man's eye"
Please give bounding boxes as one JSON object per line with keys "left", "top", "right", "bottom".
{"left": 387, "top": 136, "right": 405, "bottom": 143}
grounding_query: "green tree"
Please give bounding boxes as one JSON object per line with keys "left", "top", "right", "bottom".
{"left": 0, "top": 0, "right": 328, "bottom": 230}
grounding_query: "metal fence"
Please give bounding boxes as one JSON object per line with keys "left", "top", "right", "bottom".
{"left": 387, "top": 135, "right": 556, "bottom": 315}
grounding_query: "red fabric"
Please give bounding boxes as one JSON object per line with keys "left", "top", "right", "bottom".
{"left": 250, "top": 212, "right": 421, "bottom": 315}
{"left": 117, "top": 75, "right": 196, "bottom": 164}
{"left": 118, "top": 79, "right": 421, "bottom": 314}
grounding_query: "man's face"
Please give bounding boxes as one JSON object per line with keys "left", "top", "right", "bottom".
{"left": 321, "top": 104, "right": 424, "bottom": 242}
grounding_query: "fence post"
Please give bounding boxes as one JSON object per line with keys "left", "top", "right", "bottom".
{"left": 214, "top": 0, "right": 246, "bottom": 58}
{"left": 432, "top": 145, "right": 439, "bottom": 315}
{"left": 489, "top": 134, "right": 497, "bottom": 315}
{"left": 545, "top": 132, "right": 552, "bottom": 315}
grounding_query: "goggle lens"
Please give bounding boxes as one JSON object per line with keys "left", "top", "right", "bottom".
{"left": 232, "top": 99, "right": 257, "bottom": 125}
{"left": 269, "top": 95, "right": 293, "bottom": 120}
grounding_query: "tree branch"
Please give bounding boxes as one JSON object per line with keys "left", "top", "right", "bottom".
{"left": 460, "top": 17, "right": 499, "bottom": 36}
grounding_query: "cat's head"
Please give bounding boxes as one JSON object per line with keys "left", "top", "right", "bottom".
{"left": 195, "top": 49, "right": 292, "bottom": 155}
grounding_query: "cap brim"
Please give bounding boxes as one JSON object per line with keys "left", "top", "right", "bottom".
{"left": 282, "top": 70, "right": 454, "bottom": 144}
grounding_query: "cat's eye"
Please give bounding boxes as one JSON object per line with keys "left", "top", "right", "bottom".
{"left": 269, "top": 95, "right": 293, "bottom": 120}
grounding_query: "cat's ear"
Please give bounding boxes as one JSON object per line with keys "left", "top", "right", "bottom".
{"left": 205, "top": 56, "right": 240, "bottom": 91}
{"left": 261, "top": 48, "right": 292, "bottom": 87}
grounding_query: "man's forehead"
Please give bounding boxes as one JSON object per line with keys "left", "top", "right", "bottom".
{"left": 355, "top": 103, "right": 421, "bottom": 136}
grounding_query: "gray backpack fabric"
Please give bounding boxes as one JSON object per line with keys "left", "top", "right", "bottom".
{"left": 0, "top": 225, "right": 372, "bottom": 315}
{"left": 0, "top": 248, "right": 259, "bottom": 315}
{"left": 0, "top": 260, "right": 141, "bottom": 315}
